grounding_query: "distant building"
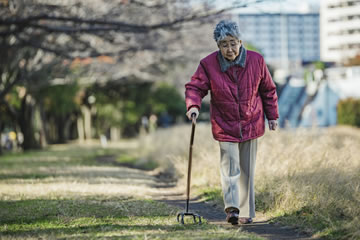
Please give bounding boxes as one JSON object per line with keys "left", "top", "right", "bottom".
{"left": 278, "top": 77, "right": 307, "bottom": 128}
{"left": 320, "top": 0, "right": 360, "bottom": 63}
{"left": 278, "top": 66, "right": 360, "bottom": 128}
{"left": 300, "top": 66, "right": 360, "bottom": 127}
{"left": 235, "top": 13, "right": 320, "bottom": 68}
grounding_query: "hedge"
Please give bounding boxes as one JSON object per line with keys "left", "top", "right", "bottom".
{"left": 337, "top": 98, "right": 360, "bottom": 127}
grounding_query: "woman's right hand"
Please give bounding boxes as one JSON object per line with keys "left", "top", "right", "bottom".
{"left": 186, "top": 107, "right": 199, "bottom": 120}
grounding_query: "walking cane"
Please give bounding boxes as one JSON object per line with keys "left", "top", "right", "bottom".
{"left": 177, "top": 113, "right": 202, "bottom": 224}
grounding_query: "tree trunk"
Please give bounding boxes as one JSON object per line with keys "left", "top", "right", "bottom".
{"left": 68, "top": 117, "right": 78, "bottom": 140}
{"left": 38, "top": 104, "right": 48, "bottom": 148}
{"left": 63, "top": 115, "right": 72, "bottom": 142}
{"left": 0, "top": 119, "right": 3, "bottom": 155}
{"left": 53, "top": 114, "right": 73, "bottom": 144}
{"left": 82, "top": 106, "right": 92, "bottom": 140}
{"left": 56, "top": 115, "right": 66, "bottom": 144}
{"left": 110, "top": 127, "right": 120, "bottom": 141}
{"left": 77, "top": 116, "right": 85, "bottom": 143}
{"left": 19, "top": 94, "right": 40, "bottom": 150}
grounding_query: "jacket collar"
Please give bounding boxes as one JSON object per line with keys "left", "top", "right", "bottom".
{"left": 217, "top": 46, "right": 247, "bottom": 72}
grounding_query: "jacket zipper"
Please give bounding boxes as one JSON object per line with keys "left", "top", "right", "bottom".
{"left": 232, "top": 68, "right": 243, "bottom": 139}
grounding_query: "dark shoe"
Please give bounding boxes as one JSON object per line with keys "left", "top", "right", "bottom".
{"left": 226, "top": 212, "right": 239, "bottom": 225}
{"left": 239, "top": 217, "right": 253, "bottom": 224}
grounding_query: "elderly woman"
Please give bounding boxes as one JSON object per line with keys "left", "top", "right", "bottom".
{"left": 185, "top": 20, "right": 279, "bottom": 225}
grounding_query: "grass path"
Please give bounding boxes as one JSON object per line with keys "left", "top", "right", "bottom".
{"left": 0, "top": 142, "right": 263, "bottom": 240}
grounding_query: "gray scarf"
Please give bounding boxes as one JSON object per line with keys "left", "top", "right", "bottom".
{"left": 217, "top": 46, "right": 247, "bottom": 72}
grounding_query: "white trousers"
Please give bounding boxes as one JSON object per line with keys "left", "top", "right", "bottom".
{"left": 219, "top": 139, "right": 257, "bottom": 218}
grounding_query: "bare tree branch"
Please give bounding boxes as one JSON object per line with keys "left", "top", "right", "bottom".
{"left": 0, "top": 70, "right": 21, "bottom": 100}
{"left": 0, "top": 0, "right": 265, "bottom": 36}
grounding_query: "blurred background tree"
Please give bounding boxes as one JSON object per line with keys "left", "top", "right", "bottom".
{"left": 37, "top": 82, "right": 80, "bottom": 144}
{"left": 0, "top": 0, "right": 265, "bottom": 153}
{"left": 337, "top": 98, "right": 360, "bottom": 127}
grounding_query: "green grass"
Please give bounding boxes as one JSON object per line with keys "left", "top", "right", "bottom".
{"left": 0, "top": 144, "right": 264, "bottom": 239}
{"left": 0, "top": 145, "right": 117, "bottom": 169}
{"left": 0, "top": 196, "right": 262, "bottom": 239}
{"left": 0, "top": 145, "right": 124, "bottom": 183}
{"left": 116, "top": 154, "right": 158, "bottom": 171}
{"left": 196, "top": 187, "right": 223, "bottom": 205}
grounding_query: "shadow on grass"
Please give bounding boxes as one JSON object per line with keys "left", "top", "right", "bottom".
{"left": 0, "top": 145, "right": 128, "bottom": 168}
{"left": 265, "top": 210, "right": 347, "bottom": 240}
{"left": 0, "top": 198, "right": 218, "bottom": 239}
{"left": 0, "top": 167, "right": 157, "bottom": 182}
{"left": 0, "top": 222, "right": 230, "bottom": 240}
{"left": 0, "top": 145, "right": 160, "bottom": 183}
{"left": 162, "top": 197, "right": 317, "bottom": 240}
{"left": 95, "top": 154, "right": 159, "bottom": 171}
{"left": 0, "top": 198, "right": 175, "bottom": 225}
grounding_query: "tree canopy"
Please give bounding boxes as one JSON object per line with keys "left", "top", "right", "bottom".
{"left": 0, "top": 0, "right": 266, "bottom": 151}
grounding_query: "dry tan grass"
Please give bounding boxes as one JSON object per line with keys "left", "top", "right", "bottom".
{"left": 0, "top": 152, "right": 164, "bottom": 201}
{"left": 140, "top": 123, "right": 220, "bottom": 186}
{"left": 141, "top": 124, "right": 360, "bottom": 239}
{"left": 256, "top": 126, "right": 360, "bottom": 238}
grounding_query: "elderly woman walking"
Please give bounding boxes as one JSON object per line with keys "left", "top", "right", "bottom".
{"left": 185, "top": 20, "right": 279, "bottom": 225}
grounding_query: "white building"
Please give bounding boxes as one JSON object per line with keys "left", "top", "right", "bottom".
{"left": 320, "top": 0, "right": 360, "bottom": 63}
{"left": 235, "top": 13, "right": 320, "bottom": 68}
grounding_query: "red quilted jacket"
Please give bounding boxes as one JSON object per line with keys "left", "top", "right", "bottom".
{"left": 185, "top": 49, "right": 279, "bottom": 142}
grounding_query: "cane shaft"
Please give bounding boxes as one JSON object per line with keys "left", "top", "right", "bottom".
{"left": 186, "top": 117, "right": 196, "bottom": 212}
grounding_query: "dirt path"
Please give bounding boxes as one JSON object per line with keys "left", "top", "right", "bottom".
{"left": 96, "top": 155, "right": 315, "bottom": 240}
{"left": 158, "top": 195, "right": 313, "bottom": 240}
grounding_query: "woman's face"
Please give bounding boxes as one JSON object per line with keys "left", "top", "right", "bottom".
{"left": 218, "top": 35, "right": 241, "bottom": 61}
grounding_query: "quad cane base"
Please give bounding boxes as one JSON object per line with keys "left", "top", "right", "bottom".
{"left": 177, "top": 211, "right": 202, "bottom": 224}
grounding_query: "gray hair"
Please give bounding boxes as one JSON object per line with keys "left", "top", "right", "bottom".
{"left": 213, "top": 20, "right": 241, "bottom": 43}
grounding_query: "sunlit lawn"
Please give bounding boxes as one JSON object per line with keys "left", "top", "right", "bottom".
{"left": 0, "top": 143, "right": 263, "bottom": 239}
{"left": 0, "top": 196, "right": 262, "bottom": 239}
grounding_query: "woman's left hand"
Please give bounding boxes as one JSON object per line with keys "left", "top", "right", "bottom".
{"left": 268, "top": 120, "right": 278, "bottom": 131}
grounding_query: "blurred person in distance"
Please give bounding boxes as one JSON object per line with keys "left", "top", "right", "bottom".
{"left": 185, "top": 20, "right": 279, "bottom": 225}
